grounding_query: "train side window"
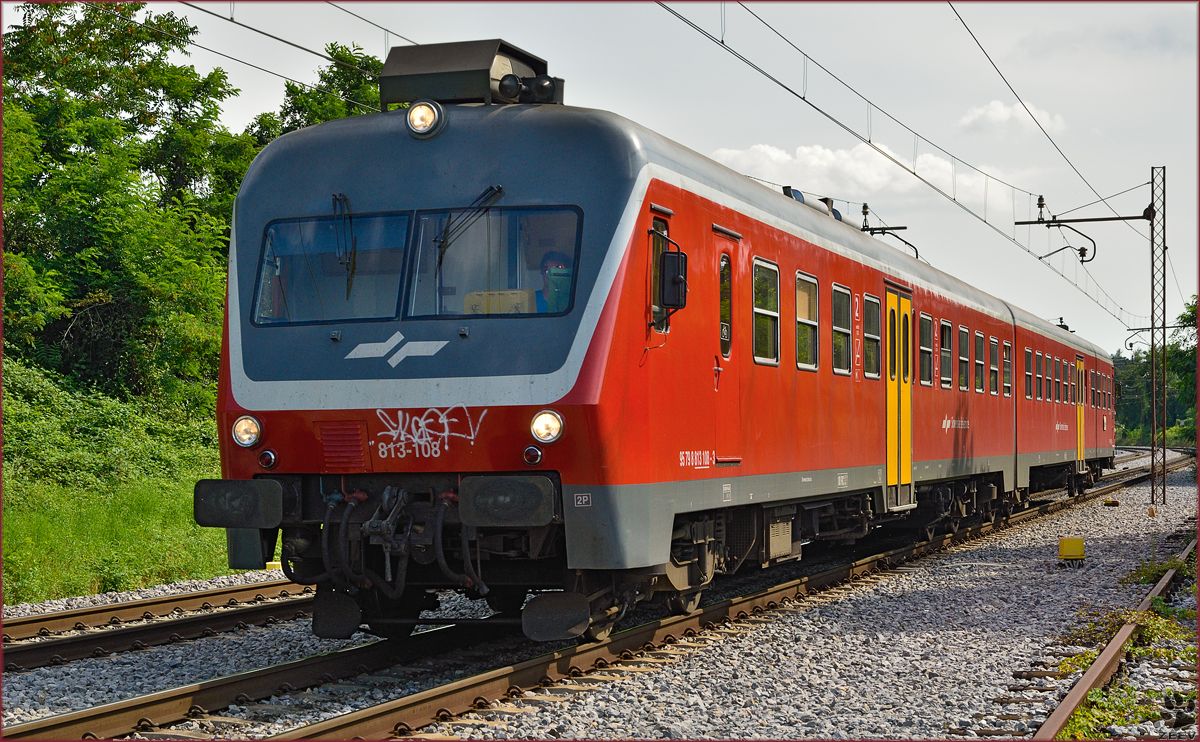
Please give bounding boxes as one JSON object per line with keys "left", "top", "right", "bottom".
{"left": 1024, "top": 348, "right": 1033, "bottom": 399}
{"left": 902, "top": 310, "right": 910, "bottom": 383}
{"left": 752, "top": 259, "right": 780, "bottom": 365}
{"left": 1035, "top": 351, "right": 1043, "bottom": 400}
{"left": 719, "top": 255, "right": 733, "bottom": 357}
{"left": 1071, "top": 364, "right": 1077, "bottom": 405}
{"left": 1064, "top": 360, "right": 1071, "bottom": 403}
{"left": 795, "top": 273, "right": 818, "bottom": 370}
{"left": 974, "top": 332, "right": 985, "bottom": 393}
{"left": 989, "top": 338, "right": 999, "bottom": 395}
{"left": 1108, "top": 374, "right": 1112, "bottom": 409}
{"left": 940, "top": 321, "right": 953, "bottom": 388}
{"left": 1054, "top": 357, "right": 1061, "bottom": 402}
{"left": 651, "top": 218, "right": 669, "bottom": 333}
{"left": 1002, "top": 342, "right": 1012, "bottom": 397}
{"left": 958, "top": 326, "right": 969, "bottom": 390}
{"left": 918, "top": 314, "right": 933, "bottom": 385}
{"left": 832, "top": 285, "right": 851, "bottom": 375}
{"left": 890, "top": 308, "right": 897, "bottom": 380}
{"left": 863, "top": 294, "right": 881, "bottom": 378}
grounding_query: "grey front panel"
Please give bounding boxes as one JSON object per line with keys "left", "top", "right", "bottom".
{"left": 562, "top": 464, "right": 884, "bottom": 570}
{"left": 233, "top": 106, "right": 638, "bottom": 386}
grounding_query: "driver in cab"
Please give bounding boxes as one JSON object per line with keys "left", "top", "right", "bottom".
{"left": 536, "top": 251, "right": 572, "bottom": 313}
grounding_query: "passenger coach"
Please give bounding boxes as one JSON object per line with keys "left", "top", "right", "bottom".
{"left": 195, "top": 40, "right": 1116, "bottom": 642}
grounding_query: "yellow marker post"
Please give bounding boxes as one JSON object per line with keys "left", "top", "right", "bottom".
{"left": 1058, "top": 538, "right": 1085, "bottom": 561}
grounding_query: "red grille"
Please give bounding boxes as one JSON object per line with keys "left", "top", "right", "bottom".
{"left": 316, "top": 421, "right": 370, "bottom": 473}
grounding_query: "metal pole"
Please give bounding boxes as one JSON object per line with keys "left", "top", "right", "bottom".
{"left": 1149, "top": 167, "right": 1167, "bottom": 505}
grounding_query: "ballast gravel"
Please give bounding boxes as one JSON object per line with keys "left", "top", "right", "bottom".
{"left": 432, "top": 468, "right": 1196, "bottom": 741}
{"left": 3, "top": 458, "right": 1194, "bottom": 739}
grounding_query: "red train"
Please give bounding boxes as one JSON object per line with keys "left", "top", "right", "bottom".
{"left": 194, "top": 39, "right": 1115, "bottom": 642}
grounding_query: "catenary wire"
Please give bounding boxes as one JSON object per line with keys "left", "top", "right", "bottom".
{"left": 947, "top": 3, "right": 1150, "bottom": 244}
{"left": 658, "top": 2, "right": 1143, "bottom": 325}
{"left": 730, "top": 2, "right": 1140, "bottom": 322}
{"left": 737, "top": 2, "right": 1035, "bottom": 199}
{"left": 83, "top": 2, "right": 376, "bottom": 114}
{"left": 1056, "top": 182, "right": 1149, "bottom": 218}
{"left": 325, "top": 2, "right": 419, "bottom": 46}
{"left": 179, "top": 1, "right": 376, "bottom": 78}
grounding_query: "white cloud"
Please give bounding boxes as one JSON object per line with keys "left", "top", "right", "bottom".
{"left": 711, "top": 142, "right": 924, "bottom": 200}
{"left": 710, "top": 141, "right": 1027, "bottom": 222}
{"left": 958, "top": 100, "right": 1067, "bottom": 135}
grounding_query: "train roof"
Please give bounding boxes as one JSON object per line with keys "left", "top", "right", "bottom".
{"left": 251, "top": 101, "right": 1111, "bottom": 364}
{"left": 588, "top": 106, "right": 1111, "bottom": 364}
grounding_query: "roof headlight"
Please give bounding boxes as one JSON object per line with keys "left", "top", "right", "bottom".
{"left": 531, "top": 410, "right": 564, "bottom": 443}
{"left": 232, "top": 415, "right": 262, "bottom": 448}
{"left": 406, "top": 100, "right": 445, "bottom": 138}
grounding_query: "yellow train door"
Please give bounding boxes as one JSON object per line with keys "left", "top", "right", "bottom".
{"left": 1075, "top": 356, "right": 1086, "bottom": 474}
{"left": 886, "top": 289, "right": 914, "bottom": 509}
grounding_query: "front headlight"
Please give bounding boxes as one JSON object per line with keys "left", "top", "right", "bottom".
{"left": 232, "top": 415, "right": 262, "bottom": 448}
{"left": 406, "top": 100, "right": 445, "bottom": 138}
{"left": 531, "top": 410, "right": 564, "bottom": 443}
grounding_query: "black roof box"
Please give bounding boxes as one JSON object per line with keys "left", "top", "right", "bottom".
{"left": 380, "top": 39, "right": 557, "bottom": 107}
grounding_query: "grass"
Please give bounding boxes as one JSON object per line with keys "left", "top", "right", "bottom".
{"left": 2, "top": 355, "right": 240, "bottom": 605}
{"left": 1055, "top": 684, "right": 1163, "bottom": 740}
{"left": 1055, "top": 587, "right": 1198, "bottom": 740}
{"left": 1121, "top": 555, "right": 1197, "bottom": 587}
{"left": 3, "top": 477, "right": 234, "bottom": 603}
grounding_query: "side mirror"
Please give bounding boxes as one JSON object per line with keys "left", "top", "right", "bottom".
{"left": 659, "top": 250, "right": 688, "bottom": 310}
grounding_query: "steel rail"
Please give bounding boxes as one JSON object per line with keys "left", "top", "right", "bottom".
{"left": 2, "top": 580, "right": 305, "bottom": 641}
{"left": 7, "top": 457, "right": 1187, "bottom": 740}
{"left": 1033, "top": 536, "right": 1197, "bottom": 740}
{"left": 0, "top": 625, "right": 472, "bottom": 741}
{"left": 276, "top": 457, "right": 1193, "bottom": 740}
{"left": 3, "top": 595, "right": 315, "bottom": 671}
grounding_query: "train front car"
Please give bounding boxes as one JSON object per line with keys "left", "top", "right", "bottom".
{"left": 195, "top": 40, "right": 645, "bottom": 642}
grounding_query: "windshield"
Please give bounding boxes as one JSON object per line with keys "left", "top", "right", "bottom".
{"left": 407, "top": 207, "right": 581, "bottom": 318}
{"left": 253, "top": 213, "right": 410, "bottom": 325}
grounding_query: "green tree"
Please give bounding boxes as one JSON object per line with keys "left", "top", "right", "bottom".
{"left": 277, "top": 43, "right": 382, "bottom": 135}
{"left": 1, "top": 3, "right": 232, "bottom": 415}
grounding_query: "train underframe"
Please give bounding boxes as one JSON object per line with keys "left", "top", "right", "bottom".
{"left": 251, "top": 457, "right": 1111, "bottom": 642}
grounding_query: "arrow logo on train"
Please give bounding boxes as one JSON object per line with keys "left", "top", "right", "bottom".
{"left": 344, "top": 331, "right": 448, "bottom": 368}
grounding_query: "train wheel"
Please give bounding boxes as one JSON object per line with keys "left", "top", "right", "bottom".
{"left": 485, "top": 587, "right": 528, "bottom": 616}
{"left": 362, "top": 588, "right": 433, "bottom": 642}
{"left": 665, "top": 590, "right": 702, "bottom": 616}
{"left": 582, "top": 618, "right": 616, "bottom": 643}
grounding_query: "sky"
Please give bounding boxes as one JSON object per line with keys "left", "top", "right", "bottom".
{"left": 3, "top": 2, "right": 1196, "bottom": 357}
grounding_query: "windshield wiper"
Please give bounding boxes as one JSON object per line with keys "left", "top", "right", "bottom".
{"left": 434, "top": 185, "right": 504, "bottom": 278}
{"left": 332, "top": 193, "right": 357, "bottom": 300}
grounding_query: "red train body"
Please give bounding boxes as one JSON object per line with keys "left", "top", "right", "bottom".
{"left": 196, "top": 40, "right": 1114, "bottom": 641}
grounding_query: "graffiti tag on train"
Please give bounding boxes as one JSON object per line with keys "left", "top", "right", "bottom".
{"left": 372, "top": 405, "right": 487, "bottom": 459}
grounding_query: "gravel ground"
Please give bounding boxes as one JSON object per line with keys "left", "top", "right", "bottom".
{"left": 3, "top": 457, "right": 1193, "bottom": 739}
{"left": 429, "top": 468, "right": 1197, "bottom": 740}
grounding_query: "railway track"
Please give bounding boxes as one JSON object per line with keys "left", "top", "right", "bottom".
{"left": 3, "top": 453, "right": 1164, "bottom": 676}
{"left": 6, "top": 454, "right": 1179, "bottom": 741}
{"left": 4, "top": 454, "right": 1188, "bottom": 740}
{"left": 2, "top": 582, "right": 313, "bottom": 672}
{"left": 272, "top": 454, "right": 1196, "bottom": 740}
{"left": 1032, "top": 536, "right": 1198, "bottom": 740}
